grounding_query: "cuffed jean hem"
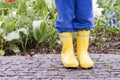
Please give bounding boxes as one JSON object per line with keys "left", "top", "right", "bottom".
{"left": 56, "top": 26, "right": 94, "bottom": 33}
{"left": 56, "top": 28, "right": 75, "bottom": 33}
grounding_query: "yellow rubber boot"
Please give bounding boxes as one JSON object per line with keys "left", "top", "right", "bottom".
{"left": 59, "top": 32, "right": 79, "bottom": 68}
{"left": 77, "top": 30, "right": 94, "bottom": 69}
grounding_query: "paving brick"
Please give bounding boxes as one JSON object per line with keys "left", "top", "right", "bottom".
{"left": 0, "top": 54, "right": 120, "bottom": 79}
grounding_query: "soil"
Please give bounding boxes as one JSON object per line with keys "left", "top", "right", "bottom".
{"left": 4, "top": 39, "right": 120, "bottom": 56}
{"left": 89, "top": 41, "right": 120, "bottom": 54}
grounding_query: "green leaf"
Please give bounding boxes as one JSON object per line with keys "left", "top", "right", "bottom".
{"left": 9, "top": 44, "right": 20, "bottom": 54}
{"left": 49, "top": 31, "right": 57, "bottom": 50}
{"left": 38, "top": 20, "right": 47, "bottom": 43}
{"left": 17, "top": 0, "right": 27, "bottom": 15}
{"left": 17, "top": 28, "right": 28, "bottom": 35}
{"left": 32, "top": 20, "right": 41, "bottom": 42}
{"left": 0, "top": 50, "right": 5, "bottom": 56}
{"left": 4, "top": 31, "right": 20, "bottom": 41}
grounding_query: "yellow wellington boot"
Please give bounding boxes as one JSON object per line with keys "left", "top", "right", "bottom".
{"left": 77, "top": 30, "right": 94, "bottom": 69}
{"left": 59, "top": 32, "right": 79, "bottom": 68}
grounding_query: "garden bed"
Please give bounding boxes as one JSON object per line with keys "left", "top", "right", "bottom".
{"left": 18, "top": 40, "right": 120, "bottom": 56}
{"left": 19, "top": 39, "right": 120, "bottom": 56}
{"left": 0, "top": 0, "right": 120, "bottom": 56}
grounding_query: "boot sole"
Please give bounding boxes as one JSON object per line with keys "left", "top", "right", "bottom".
{"left": 64, "top": 67, "right": 78, "bottom": 69}
{"left": 80, "top": 66, "right": 94, "bottom": 69}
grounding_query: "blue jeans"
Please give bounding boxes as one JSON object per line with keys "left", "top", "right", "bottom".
{"left": 55, "top": 0, "right": 94, "bottom": 33}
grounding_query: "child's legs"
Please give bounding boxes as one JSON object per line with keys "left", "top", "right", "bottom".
{"left": 55, "top": 0, "right": 75, "bottom": 33}
{"left": 73, "top": 0, "right": 94, "bottom": 31}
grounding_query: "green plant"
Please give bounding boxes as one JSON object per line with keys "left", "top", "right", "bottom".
{"left": 90, "top": 0, "right": 120, "bottom": 48}
{"left": 32, "top": 18, "right": 57, "bottom": 47}
{"left": 0, "top": 0, "right": 58, "bottom": 55}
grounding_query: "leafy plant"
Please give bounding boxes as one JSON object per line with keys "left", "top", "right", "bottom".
{"left": 2, "top": 0, "right": 120, "bottom": 55}
{"left": 0, "top": 0, "right": 58, "bottom": 55}
{"left": 90, "top": 0, "right": 120, "bottom": 48}
{"left": 32, "top": 19, "right": 57, "bottom": 47}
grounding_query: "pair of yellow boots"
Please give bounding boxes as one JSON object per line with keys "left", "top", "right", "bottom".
{"left": 59, "top": 30, "right": 94, "bottom": 69}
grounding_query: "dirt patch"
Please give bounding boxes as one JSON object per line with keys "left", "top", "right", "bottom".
{"left": 89, "top": 40, "right": 120, "bottom": 54}
{"left": 4, "top": 39, "right": 120, "bottom": 56}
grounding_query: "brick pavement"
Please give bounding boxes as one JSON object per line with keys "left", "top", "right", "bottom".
{"left": 0, "top": 54, "right": 120, "bottom": 80}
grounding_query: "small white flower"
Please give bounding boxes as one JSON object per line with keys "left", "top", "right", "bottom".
{"left": 0, "top": 0, "right": 5, "bottom": 3}
{"left": 0, "top": 22, "right": 3, "bottom": 27}
{"left": 0, "top": 28, "right": 4, "bottom": 34}
{"left": 17, "top": 28, "right": 28, "bottom": 35}
{"left": 27, "top": 7, "right": 32, "bottom": 11}
{"left": 93, "top": 0, "right": 104, "bottom": 17}
{"left": 9, "top": 9, "right": 17, "bottom": 17}
{"left": 45, "top": 0, "right": 55, "bottom": 8}
{"left": 33, "top": 20, "right": 41, "bottom": 28}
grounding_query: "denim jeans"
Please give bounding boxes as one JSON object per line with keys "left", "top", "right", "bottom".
{"left": 55, "top": 0, "right": 94, "bottom": 33}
